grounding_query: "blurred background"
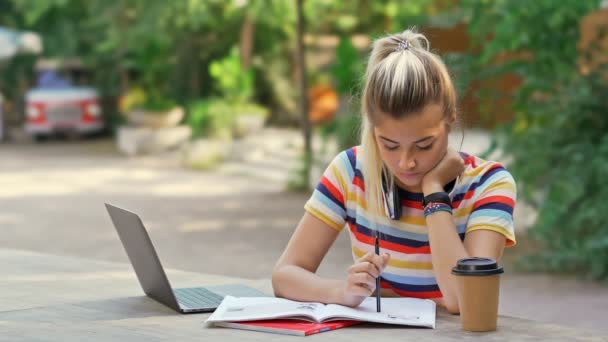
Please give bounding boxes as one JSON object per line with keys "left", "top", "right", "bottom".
{"left": 1, "top": 0, "right": 607, "bottom": 334}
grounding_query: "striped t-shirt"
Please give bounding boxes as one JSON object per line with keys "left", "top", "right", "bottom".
{"left": 304, "top": 147, "right": 516, "bottom": 299}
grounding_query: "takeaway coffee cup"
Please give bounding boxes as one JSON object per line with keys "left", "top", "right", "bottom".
{"left": 451, "top": 257, "right": 504, "bottom": 332}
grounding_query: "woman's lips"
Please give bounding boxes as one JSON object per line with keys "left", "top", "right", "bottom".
{"left": 399, "top": 172, "right": 420, "bottom": 179}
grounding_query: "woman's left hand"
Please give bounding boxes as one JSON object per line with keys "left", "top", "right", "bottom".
{"left": 421, "top": 148, "right": 465, "bottom": 195}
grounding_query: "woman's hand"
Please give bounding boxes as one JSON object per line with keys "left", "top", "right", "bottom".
{"left": 421, "top": 148, "right": 465, "bottom": 196}
{"left": 337, "top": 251, "right": 390, "bottom": 307}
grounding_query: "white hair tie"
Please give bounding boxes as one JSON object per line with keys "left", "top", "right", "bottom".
{"left": 395, "top": 39, "right": 410, "bottom": 52}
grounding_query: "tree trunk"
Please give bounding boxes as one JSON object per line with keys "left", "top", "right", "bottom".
{"left": 118, "top": 2, "right": 130, "bottom": 93}
{"left": 296, "top": 0, "right": 312, "bottom": 174}
{"left": 189, "top": 34, "right": 201, "bottom": 98}
{"left": 240, "top": 11, "right": 255, "bottom": 70}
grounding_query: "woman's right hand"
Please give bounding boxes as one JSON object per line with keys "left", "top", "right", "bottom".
{"left": 337, "top": 251, "right": 391, "bottom": 307}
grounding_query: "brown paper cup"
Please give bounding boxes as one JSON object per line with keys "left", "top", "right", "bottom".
{"left": 452, "top": 257, "right": 503, "bottom": 332}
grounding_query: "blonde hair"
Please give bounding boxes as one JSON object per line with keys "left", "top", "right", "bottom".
{"left": 359, "top": 28, "right": 458, "bottom": 222}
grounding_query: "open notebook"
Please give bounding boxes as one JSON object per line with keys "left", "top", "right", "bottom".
{"left": 206, "top": 296, "right": 436, "bottom": 329}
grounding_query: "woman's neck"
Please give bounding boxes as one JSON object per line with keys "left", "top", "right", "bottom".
{"left": 394, "top": 178, "right": 423, "bottom": 194}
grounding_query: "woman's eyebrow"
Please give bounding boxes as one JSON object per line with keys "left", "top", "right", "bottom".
{"left": 415, "top": 136, "right": 434, "bottom": 144}
{"left": 379, "top": 136, "right": 400, "bottom": 144}
{"left": 379, "top": 135, "right": 434, "bottom": 144}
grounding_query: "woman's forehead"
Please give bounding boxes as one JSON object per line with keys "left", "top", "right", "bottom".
{"left": 374, "top": 104, "right": 445, "bottom": 137}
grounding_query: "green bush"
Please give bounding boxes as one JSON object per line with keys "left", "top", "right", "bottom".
{"left": 188, "top": 46, "right": 268, "bottom": 140}
{"left": 462, "top": 0, "right": 608, "bottom": 280}
{"left": 187, "top": 99, "right": 233, "bottom": 139}
{"left": 209, "top": 46, "right": 254, "bottom": 103}
{"left": 231, "top": 102, "right": 268, "bottom": 118}
{"left": 320, "top": 112, "right": 361, "bottom": 151}
{"left": 498, "top": 66, "right": 608, "bottom": 280}
{"left": 319, "top": 35, "right": 363, "bottom": 152}
{"left": 141, "top": 93, "right": 177, "bottom": 112}
{"left": 187, "top": 98, "right": 268, "bottom": 139}
{"left": 331, "top": 36, "right": 363, "bottom": 95}
{"left": 187, "top": 100, "right": 213, "bottom": 139}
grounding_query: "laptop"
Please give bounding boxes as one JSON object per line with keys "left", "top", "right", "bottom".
{"left": 105, "top": 203, "right": 267, "bottom": 314}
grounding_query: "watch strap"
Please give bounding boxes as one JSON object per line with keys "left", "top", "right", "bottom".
{"left": 422, "top": 191, "right": 452, "bottom": 208}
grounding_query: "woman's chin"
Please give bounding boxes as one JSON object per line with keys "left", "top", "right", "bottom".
{"left": 395, "top": 175, "right": 423, "bottom": 192}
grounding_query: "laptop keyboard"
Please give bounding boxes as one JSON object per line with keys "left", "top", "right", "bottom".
{"left": 174, "top": 287, "right": 224, "bottom": 309}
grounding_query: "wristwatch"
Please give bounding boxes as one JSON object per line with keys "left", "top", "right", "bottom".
{"left": 422, "top": 191, "right": 452, "bottom": 208}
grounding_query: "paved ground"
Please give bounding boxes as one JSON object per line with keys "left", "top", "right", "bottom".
{"left": 1, "top": 131, "right": 607, "bottom": 334}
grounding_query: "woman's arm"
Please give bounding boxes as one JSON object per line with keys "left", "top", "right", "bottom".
{"left": 422, "top": 149, "right": 509, "bottom": 314}
{"left": 422, "top": 191, "right": 506, "bottom": 314}
{"left": 272, "top": 212, "right": 389, "bottom": 306}
{"left": 272, "top": 212, "right": 344, "bottom": 303}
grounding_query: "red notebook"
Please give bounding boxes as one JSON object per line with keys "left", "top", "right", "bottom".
{"left": 214, "top": 319, "right": 361, "bottom": 336}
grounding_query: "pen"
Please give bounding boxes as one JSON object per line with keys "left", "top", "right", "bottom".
{"left": 375, "top": 229, "right": 381, "bottom": 312}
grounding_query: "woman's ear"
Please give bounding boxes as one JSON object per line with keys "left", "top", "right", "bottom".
{"left": 449, "top": 112, "right": 457, "bottom": 125}
{"left": 446, "top": 113, "right": 457, "bottom": 132}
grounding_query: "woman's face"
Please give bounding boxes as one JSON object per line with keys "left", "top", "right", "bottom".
{"left": 373, "top": 104, "right": 454, "bottom": 192}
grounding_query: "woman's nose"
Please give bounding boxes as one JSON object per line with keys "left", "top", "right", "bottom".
{"left": 398, "top": 151, "right": 416, "bottom": 170}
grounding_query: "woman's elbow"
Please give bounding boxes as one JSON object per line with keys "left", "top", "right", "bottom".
{"left": 440, "top": 294, "right": 460, "bottom": 315}
{"left": 445, "top": 301, "right": 460, "bottom": 315}
{"left": 271, "top": 264, "right": 287, "bottom": 298}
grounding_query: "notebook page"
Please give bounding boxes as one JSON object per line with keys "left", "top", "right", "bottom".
{"left": 320, "top": 297, "right": 436, "bottom": 328}
{"left": 207, "top": 296, "right": 326, "bottom": 323}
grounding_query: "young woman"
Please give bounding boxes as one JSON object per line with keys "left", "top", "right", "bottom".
{"left": 272, "top": 29, "right": 516, "bottom": 314}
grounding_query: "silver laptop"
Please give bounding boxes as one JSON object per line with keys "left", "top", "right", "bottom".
{"left": 105, "top": 203, "right": 267, "bottom": 313}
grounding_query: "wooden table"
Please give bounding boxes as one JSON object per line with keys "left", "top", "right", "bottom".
{"left": 1, "top": 248, "right": 605, "bottom": 341}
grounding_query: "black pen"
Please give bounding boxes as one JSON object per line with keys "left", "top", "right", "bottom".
{"left": 375, "top": 229, "right": 381, "bottom": 312}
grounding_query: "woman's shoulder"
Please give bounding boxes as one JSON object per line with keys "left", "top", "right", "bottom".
{"left": 459, "top": 152, "right": 516, "bottom": 188}
{"left": 329, "top": 146, "right": 360, "bottom": 170}
{"left": 321, "top": 146, "right": 363, "bottom": 185}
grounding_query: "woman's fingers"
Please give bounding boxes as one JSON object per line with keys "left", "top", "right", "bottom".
{"left": 347, "top": 253, "right": 392, "bottom": 284}
{"left": 348, "top": 271, "right": 376, "bottom": 288}
{"left": 381, "top": 252, "right": 391, "bottom": 268}
{"left": 345, "top": 283, "right": 373, "bottom": 297}
{"left": 355, "top": 252, "right": 386, "bottom": 271}
{"left": 345, "top": 275, "right": 374, "bottom": 297}
{"left": 343, "top": 251, "right": 392, "bottom": 300}
{"left": 348, "top": 260, "right": 380, "bottom": 278}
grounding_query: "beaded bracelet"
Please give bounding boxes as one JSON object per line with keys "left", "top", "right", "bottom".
{"left": 423, "top": 202, "right": 453, "bottom": 219}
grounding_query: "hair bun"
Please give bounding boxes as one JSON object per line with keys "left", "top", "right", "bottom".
{"left": 391, "top": 29, "right": 430, "bottom": 51}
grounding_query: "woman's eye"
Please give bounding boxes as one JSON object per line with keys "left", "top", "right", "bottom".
{"left": 417, "top": 144, "right": 433, "bottom": 151}
{"left": 384, "top": 145, "right": 399, "bottom": 151}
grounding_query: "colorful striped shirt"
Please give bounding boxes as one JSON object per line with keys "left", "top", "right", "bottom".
{"left": 304, "top": 147, "right": 516, "bottom": 299}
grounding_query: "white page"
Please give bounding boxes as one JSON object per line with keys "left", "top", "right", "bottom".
{"left": 319, "top": 297, "right": 436, "bottom": 328}
{"left": 206, "top": 296, "right": 436, "bottom": 329}
{"left": 206, "top": 296, "right": 326, "bottom": 323}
